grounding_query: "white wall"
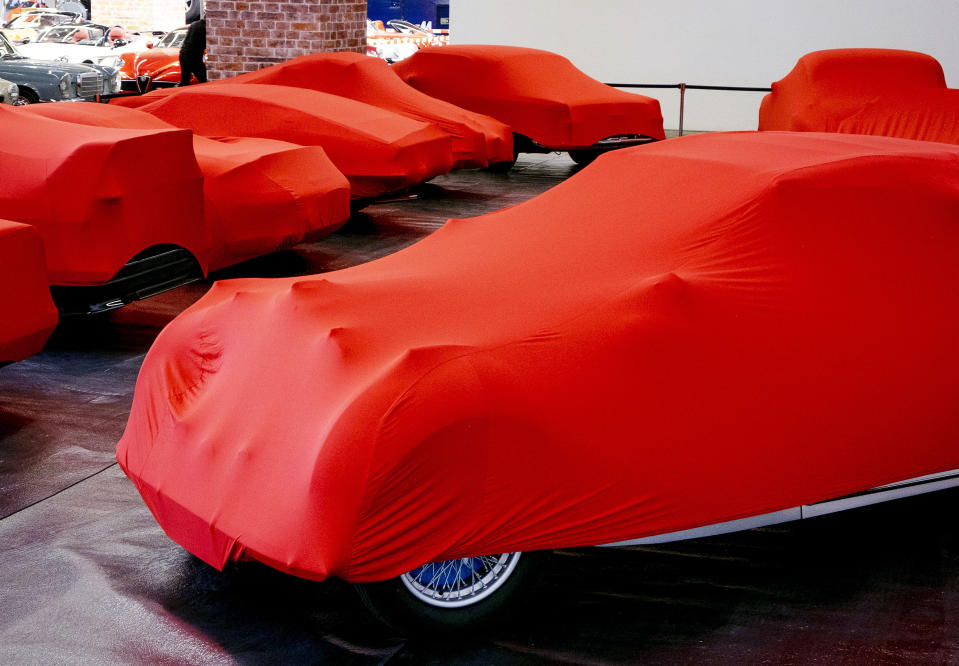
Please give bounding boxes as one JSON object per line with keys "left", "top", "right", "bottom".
{"left": 450, "top": 0, "right": 959, "bottom": 131}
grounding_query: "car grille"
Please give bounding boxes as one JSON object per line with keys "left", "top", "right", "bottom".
{"left": 76, "top": 72, "right": 104, "bottom": 98}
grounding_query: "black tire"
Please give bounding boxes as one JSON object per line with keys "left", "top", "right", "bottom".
{"left": 355, "top": 551, "right": 539, "bottom": 635}
{"left": 14, "top": 86, "right": 38, "bottom": 105}
{"left": 568, "top": 149, "right": 599, "bottom": 166}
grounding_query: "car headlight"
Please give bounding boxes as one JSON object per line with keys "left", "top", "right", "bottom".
{"left": 5, "top": 81, "right": 17, "bottom": 104}
{"left": 58, "top": 74, "right": 75, "bottom": 99}
{"left": 109, "top": 69, "right": 121, "bottom": 93}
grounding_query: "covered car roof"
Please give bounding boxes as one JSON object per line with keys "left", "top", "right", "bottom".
{"left": 226, "top": 52, "right": 513, "bottom": 169}
{"left": 21, "top": 103, "right": 351, "bottom": 272}
{"left": 134, "top": 83, "right": 455, "bottom": 199}
{"left": 759, "top": 48, "right": 947, "bottom": 132}
{"left": 0, "top": 104, "right": 207, "bottom": 285}
{"left": 392, "top": 44, "right": 665, "bottom": 149}
{"left": 0, "top": 219, "right": 57, "bottom": 363}
{"left": 118, "top": 131, "right": 959, "bottom": 583}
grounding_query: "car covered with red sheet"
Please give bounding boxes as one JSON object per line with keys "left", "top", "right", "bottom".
{"left": 224, "top": 51, "right": 513, "bottom": 169}
{"left": 392, "top": 44, "right": 665, "bottom": 163}
{"left": 119, "top": 130, "right": 959, "bottom": 628}
{"left": 0, "top": 104, "right": 349, "bottom": 312}
{"left": 0, "top": 219, "right": 57, "bottom": 363}
{"left": 21, "top": 103, "right": 350, "bottom": 267}
{"left": 759, "top": 49, "right": 948, "bottom": 134}
{"left": 129, "top": 83, "right": 455, "bottom": 199}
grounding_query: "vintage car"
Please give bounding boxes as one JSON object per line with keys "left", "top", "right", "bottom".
{"left": 0, "top": 30, "right": 120, "bottom": 102}
{"left": 0, "top": 103, "right": 350, "bottom": 313}
{"left": 1, "top": 8, "right": 80, "bottom": 44}
{"left": 392, "top": 45, "right": 666, "bottom": 166}
{"left": 17, "top": 22, "right": 149, "bottom": 67}
{"left": 0, "top": 219, "right": 58, "bottom": 364}
{"left": 367, "top": 18, "right": 447, "bottom": 63}
{"left": 759, "top": 49, "right": 959, "bottom": 145}
{"left": 117, "top": 27, "right": 189, "bottom": 92}
{"left": 226, "top": 51, "right": 513, "bottom": 169}
{"left": 123, "top": 83, "right": 455, "bottom": 199}
{"left": 118, "top": 130, "right": 959, "bottom": 633}
{"left": 0, "top": 75, "right": 18, "bottom": 103}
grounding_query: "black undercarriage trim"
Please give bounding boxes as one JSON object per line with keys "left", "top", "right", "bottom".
{"left": 50, "top": 245, "right": 203, "bottom": 315}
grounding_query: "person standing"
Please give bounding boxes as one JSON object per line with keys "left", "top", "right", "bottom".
{"left": 179, "top": 17, "right": 206, "bottom": 86}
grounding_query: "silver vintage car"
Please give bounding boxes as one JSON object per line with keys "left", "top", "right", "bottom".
{"left": 0, "top": 30, "right": 119, "bottom": 103}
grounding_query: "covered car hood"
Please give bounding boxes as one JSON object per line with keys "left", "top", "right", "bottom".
{"left": 119, "top": 131, "right": 959, "bottom": 583}
{"left": 758, "top": 48, "right": 947, "bottom": 132}
{"left": 392, "top": 44, "right": 665, "bottom": 149}
{"left": 0, "top": 219, "right": 57, "bottom": 362}
{"left": 225, "top": 51, "right": 513, "bottom": 168}
{"left": 133, "top": 83, "right": 454, "bottom": 199}
{"left": 20, "top": 103, "right": 351, "bottom": 272}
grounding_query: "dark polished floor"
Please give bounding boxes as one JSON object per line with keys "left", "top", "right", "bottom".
{"left": 2, "top": 153, "right": 959, "bottom": 664}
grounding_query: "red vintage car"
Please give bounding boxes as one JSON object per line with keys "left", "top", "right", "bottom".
{"left": 119, "top": 131, "right": 959, "bottom": 633}
{"left": 117, "top": 27, "right": 191, "bottom": 92}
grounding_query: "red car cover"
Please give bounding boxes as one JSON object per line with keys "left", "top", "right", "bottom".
{"left": 833, "top": 89, "right": 959, "bottom": 145}
{"left": 0, "top": 220, "right": 57, "bottom": 363}
{"left": 135, "top": 83, "right": 455, "bottom": 199}
{"left": 20, "top": 103, "right": 351, "bottom": 272}
{"left": 110, "top": 92, "right": 166, "bottom": 109}
{"left": 226, "top": 52, "right": 514, "bottom": 169}
{"left": 759, "top": 48, "right": 947, "bottom": 132}
{"left": 118, "top": 131, "right": 959, "bottom": 583}
{"left": 392, "top": 45, "right": 666, "bottom": 149}
{"left": 0, "top": 105, "right": 207, "bottom": 286}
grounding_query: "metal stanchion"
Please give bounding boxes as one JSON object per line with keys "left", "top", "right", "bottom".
{"left": 678, "top": 83, "right": 686, "bottom": 136}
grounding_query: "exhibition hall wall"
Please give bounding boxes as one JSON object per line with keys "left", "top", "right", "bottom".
{"left": 450, "top": 0, "right": 959, "bottom": 131}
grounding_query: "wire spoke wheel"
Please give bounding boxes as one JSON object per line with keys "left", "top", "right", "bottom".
{"left": 400, "top": 552, "right": 522, "bottom": 608}
{"left": 355, "top": 551, "right": 536, "bottom": 634}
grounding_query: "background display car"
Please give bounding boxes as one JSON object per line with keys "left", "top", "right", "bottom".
{"left": 0, "top": 30, "right": 119, "bottom": 102}
{"left": 759, "top": 49, "right": 958, "bottom": 145}
{"left": 0, "top": 73, "right": 17, "bottom": 102}
{"left": 122, "top": 83, "right": 455, "bottom": 199}
{"left": 366, "top": 18, "right": 447, "bottom": 63}
{"left": 117, "top": 27, "right": 190, "bottom": 92}
{"left": 0, "top": 219, "right": 57, "bottom": 364}
{"left": 17, "top": 22, "right": 148, "bottom": 67}
{"left": 0, "top": 103, "right": 350, "bottom": 313}
{"left": 1, "top": 8, "right": 80, "bottom": 44}
{"left": 226, "top": 51, "right": 512, "bottom": 169}
{"left": 118, "top": 130, "right": 959, "bottom": 633}
{"left": 393, "top": 44, "right": 665, "bottom": 166}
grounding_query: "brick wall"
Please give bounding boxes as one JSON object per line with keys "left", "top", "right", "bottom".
{"left": 206, "top": 0, "right": 367, "bottom": 80}
{"left": 92, "top": 0, "right": 184, "bottom": 32}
